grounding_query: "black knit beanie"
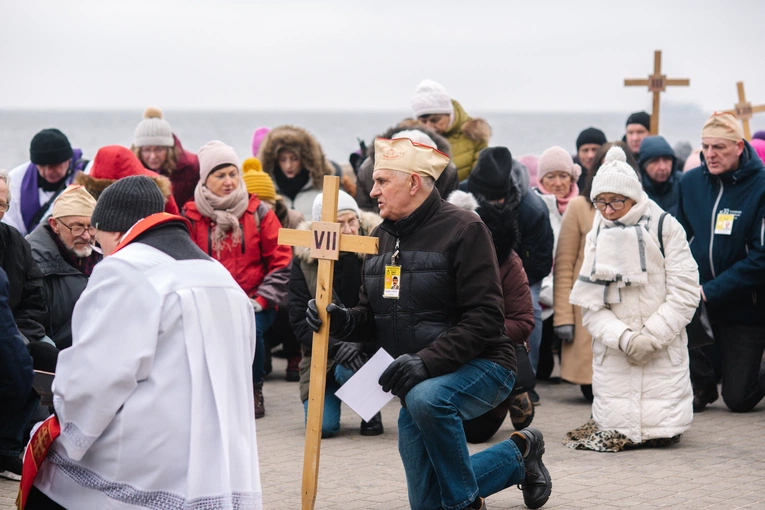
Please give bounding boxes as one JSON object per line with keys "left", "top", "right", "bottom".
{"left": 467, "top": 147, "right": 513, "bottom": 201}
{"left": 626, "top": 111, "right": 651, "bottom": 131}
{"left": 576, "top": 127, "right": 607, "bottom": 150}
{"left": 91, "top": 175, "right": 165, "bottom": 232}
{"left": 29, "top": 128, "right": 74, "bottom": 166}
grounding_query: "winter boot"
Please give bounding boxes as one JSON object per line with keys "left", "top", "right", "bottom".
{"left": 286, "top": 356, "right": 301, "bottom": 382}
{"left": 254, "top": 381, "right": 265, "bottom": 419}
{"left": 512, "top": 427, "right": 551, "bottom": 509}
{"left": 360, "top": 412, "right": 384, "bottom": 436}
{"left": 509, "top": 392, "right": 535, "bottom": 430}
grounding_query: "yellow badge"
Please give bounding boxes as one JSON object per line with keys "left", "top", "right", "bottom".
{"left": 714, "top": 213, "right": 735, "bottom": 235}
{"left": 384, "top": 265, "right": 401, "bottom": 299}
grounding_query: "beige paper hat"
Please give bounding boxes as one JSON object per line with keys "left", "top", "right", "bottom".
{"left": 373, "top": 137, "right": 449, "bottom": 180}
{"left": 702, "top": 111, "right": 744, "bottom": 142}
{"left": 51, "top": 184, "right": 97, "bottom": 219}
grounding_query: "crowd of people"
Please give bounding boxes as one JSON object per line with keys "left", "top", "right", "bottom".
{"left": 1, "top": 78, "right": 764, "bottom": 510}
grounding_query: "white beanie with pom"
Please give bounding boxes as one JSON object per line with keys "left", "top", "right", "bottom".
{"left": 590, "top": 146, "right": 642, "bottom": 202}
{"left": 412, "top": 79, "right": 454, "bottom": 118}
{"left": 134, "top": 107, "right": 174, "bottom": 148}
{"left": 312, "top": 190, "right": 360, "bottom": 222}
{"left": 391, "top": 130, "right": 437, "bottom": 148}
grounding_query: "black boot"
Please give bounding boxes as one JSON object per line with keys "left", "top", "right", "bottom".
{"left": 360, "top": 412, "right": 383, "bottom": 436}
{"left": 692, "top": 382, "right": 719, "bottom": 412}
{"left": 512, "top": 427, "right": 551, "bottom": 509}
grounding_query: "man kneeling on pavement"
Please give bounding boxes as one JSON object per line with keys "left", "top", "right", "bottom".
{"left": 306, "top": 137, "right": 552, "bottom": 510}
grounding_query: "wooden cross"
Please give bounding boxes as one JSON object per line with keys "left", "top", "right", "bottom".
{"left": 277, "top": 175, "right": 378, "bottom": 510}
{"left": 722, "top": 81, "right": 765, "bottom": 141}
{"left": 624, "top": 50, "right": 690, "bottom": 135}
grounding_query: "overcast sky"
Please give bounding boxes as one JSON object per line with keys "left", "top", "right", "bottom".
{"left": 2, "top": 0, "right": 764, "bottom": 113}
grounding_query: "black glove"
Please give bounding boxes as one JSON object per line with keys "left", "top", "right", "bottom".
{"left": 379, "top": 354, "right": 430, "bottom": 400}
{"left": 333, "top": 341, "right": 363, "bottom": 365}
{"left": 306, "top": 300, "right": 355, "bottom": 337}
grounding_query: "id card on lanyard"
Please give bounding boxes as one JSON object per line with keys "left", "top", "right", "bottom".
{"left": 384, "top": 239, "right": 401, "bottom": 299}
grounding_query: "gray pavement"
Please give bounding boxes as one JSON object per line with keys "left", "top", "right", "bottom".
{"left": 3, "top": 357, "right": 765, "bottom": 509}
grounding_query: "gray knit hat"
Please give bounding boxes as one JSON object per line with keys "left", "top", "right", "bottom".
{"left": 133, "top": 107, "right": 174, "bottom": 147}
{"left": 92, "top": 175, "right": 165, "bottom": 232}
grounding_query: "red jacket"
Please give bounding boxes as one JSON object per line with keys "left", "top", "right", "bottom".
{"left": 183, "top": 194, "right": 292, "bottom": 309}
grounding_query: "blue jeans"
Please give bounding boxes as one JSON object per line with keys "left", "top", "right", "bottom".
{"left": 253, "top": 309, "right": 276, "bottom": 385}
{"left": 302, "top": 364, "right": 354, "bottom": 438}
{"left": 0, "top": 393, "right": 38, "bottom": 457}
{"left": 528, "top": 280, "right": 543, "bottom": 374}
{"left": 398, "top": 359, "right": 525, "bottom": 510}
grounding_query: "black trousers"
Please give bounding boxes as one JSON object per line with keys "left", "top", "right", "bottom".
{"left": 26, "top": 486, "right": 66, "bottom": 509}
{"left": 690, "top": 322, "right": 765, "bottom": 412}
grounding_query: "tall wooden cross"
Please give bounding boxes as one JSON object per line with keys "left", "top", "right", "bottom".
{"left": 624, "top": 50, "right": 690, "bottom": 135}
{"left": 277, "top": 175, "right": 378, "bottom": 510}
{"left": 722, "top": 81, "right": 765, "bottom": 141}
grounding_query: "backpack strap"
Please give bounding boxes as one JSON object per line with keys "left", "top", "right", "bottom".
{"left": 657, "top": 211, "right": 669, "bottom": 258}
{"left": 253, "top": 201, "right": 270, "bottom": 234}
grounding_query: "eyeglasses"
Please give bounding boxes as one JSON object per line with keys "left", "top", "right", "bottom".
{"left": 58, "top": 219, "right": 96, "bottom": 237}
{"left": 0, "top": 202, "right": 9, "bottom": 213}
{"left": 338, "top": 218, "right": 359, "bottom": 230}
{"left": 593, "top": 199, "right": 628, "bottom": 211}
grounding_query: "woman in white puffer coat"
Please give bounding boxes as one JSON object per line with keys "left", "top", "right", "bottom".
{"left": 565, "top": 146, "right": 700, "bottom": 452}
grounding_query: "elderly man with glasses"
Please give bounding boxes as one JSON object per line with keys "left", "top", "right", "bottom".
{"left": 26, "top": 184, "right": 101, "bottom": 350}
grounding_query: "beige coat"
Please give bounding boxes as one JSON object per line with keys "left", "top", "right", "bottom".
{"left": 553, "top": 196, "right": 595, "bottom": 385}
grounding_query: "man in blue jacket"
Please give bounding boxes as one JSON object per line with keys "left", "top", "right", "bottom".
{"left": 675, "top": 112, "right": 765, "bottom": 413}
{"left": 638, "top": 136, "right": 682, "bottom": 215}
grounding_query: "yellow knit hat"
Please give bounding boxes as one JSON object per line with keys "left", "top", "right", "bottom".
{"left": 242, "top": 157, "right": 276, "bottom": 200}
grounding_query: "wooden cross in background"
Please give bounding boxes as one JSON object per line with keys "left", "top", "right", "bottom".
{"left": 277, "top": 175, "right": 378, "bottom": 510}
{"left": 723, "top": 81, "right": 765, "bottom": 141}
{"left": 624, "top": 50, "right": 690, "bottom": 135}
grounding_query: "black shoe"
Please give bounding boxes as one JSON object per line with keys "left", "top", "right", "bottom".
{"left": 513, "top": 427, "right": 551, "bottom": 509}
{"left": 360, "top": 413, "right": 384, "bottom": 436}
{"left": 693, "top": 383, "right": 719, "bottom": 412}
{"left": 0, "top": 454, "right": 22, "bottom": 481}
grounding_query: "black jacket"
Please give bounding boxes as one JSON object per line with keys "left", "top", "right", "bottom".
{"left": 0, "top": 223, "right": 47, "bottom": 341}
{"left": 352, "top": 188, "right": 515, "bottom": 377}
{"left": 0, "top": 267, "right": 34, "bottom": 411}
{"left": 639, "top": 168, "right": 682, "bottom": 215}
{"left": 26, "top": 225, "right": 101, "bottom": 349}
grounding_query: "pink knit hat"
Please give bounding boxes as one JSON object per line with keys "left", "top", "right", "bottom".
{"left": 252, "top": 127, "right": 270, "bottom": 157}
{"left": 198, "top": 141, "right": 240, "bottom": 184}
{"left": 537, "top": 146, "right": 581, "bottom": 184}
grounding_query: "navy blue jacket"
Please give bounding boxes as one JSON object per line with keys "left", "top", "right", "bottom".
{"left": 675, "top": 141, "right": 765, "bottom": 324}
{"left": 638, "top": 136, "right": 681, "bottom": 214}
{"left": 0, "top": 267, "right": 35, "bottom": 411}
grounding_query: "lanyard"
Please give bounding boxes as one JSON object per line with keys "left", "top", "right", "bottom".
{"left": 391, "top": 238, "right": 400, "bottom": 265}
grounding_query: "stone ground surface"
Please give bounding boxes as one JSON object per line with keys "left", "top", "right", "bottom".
{"left": 2, "top": 357, "right": 764, "bottom": 509}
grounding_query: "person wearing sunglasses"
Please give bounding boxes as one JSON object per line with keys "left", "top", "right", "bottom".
{"left": 26, "top": 184, "right": 101, "bottom": 350}
{"left": 566, "top": 146, "right": 699, "bottom": 452}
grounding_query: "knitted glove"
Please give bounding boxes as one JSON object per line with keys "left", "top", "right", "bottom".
{"left": 625, "top": 334, "right": 659, "bottom": 365}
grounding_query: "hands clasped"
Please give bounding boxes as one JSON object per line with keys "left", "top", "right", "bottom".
{"left": 625, "top": 334, "right": 662, "bottom": 365}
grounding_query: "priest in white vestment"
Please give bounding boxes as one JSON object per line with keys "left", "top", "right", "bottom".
{"left": 30, "top": 176, "right": 262, "bottom": 509}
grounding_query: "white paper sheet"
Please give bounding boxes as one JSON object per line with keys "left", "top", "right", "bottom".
{"left": 335, "top": 348, "right": 395, "bottom": 422}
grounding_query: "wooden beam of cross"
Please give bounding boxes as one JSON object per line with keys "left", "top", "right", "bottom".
{"left": 277, "top": 175, "right": 378, "bottom": 510}
{"left": 624, "top": 50, "right": 690, "bottom": 135}
{"left": 722, "top": 81, "right": 765, "bottom": 141}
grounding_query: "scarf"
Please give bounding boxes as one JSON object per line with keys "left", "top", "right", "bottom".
{"left": 20, "top": 149, "right": 83, "bottom": 232}
{"left": 273, "top": 167, "right": 310, "bottom": 201}
{"left": 48, "top": 226, "right": 102, "bottom": 277}
{"left": 193, "top": 180, "right": 249, "bottom": 257}
{"left": 536, "top": 181, "right": 579, "bottom": 215}
{"left": 569, "top": 194, "right": 663, "bottom": 311}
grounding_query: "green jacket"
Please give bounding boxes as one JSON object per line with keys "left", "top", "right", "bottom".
{"left": 444, "top": 99, "right": 491, "bottom": 181}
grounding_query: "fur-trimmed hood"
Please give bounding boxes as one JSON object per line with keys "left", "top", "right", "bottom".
{"left": 257, "top": 125, "right": 334, "bottom": 190}
{"left": 293, "top": 210, "right": 382, "bottom": 264}
{"left": 445, "top": 99, "right": 491, "bottom": 143}
{"left": 74, "top": 171, "right": 173, "bottom": 202}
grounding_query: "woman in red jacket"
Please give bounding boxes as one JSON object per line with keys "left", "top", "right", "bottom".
{"left": 183, "top": 141, "right": 292, "bottom": 419}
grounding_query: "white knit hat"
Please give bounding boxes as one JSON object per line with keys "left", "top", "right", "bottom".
{"left": 411, "top": 79, "right": 454, "bottom": 118}
{"left": 312, "top": 190, "right": 360, "bottom": 222}
{"left": 391, "top": 130, "right": 437, "bottom": 148}
{"left": 590, "top": 146, "right": 642, "bottom": 202}
{"left": 134, "top": 107, "right": 174, "bottom": 147}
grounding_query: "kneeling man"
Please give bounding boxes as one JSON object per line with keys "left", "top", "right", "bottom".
{"left": 307, "top": 138, "right": 551, "bottom": 510}
{"left": 26, "top": 176, "right": 262, "bottom": 509}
